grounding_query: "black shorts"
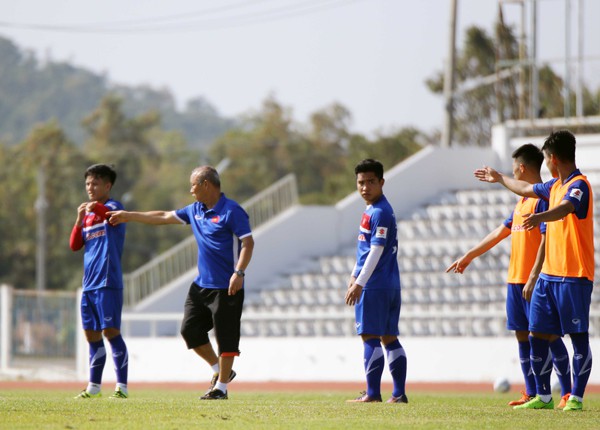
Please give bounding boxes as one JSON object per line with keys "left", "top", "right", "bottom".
{"left": 180, "top": 283, "right": 244, "bottom": 355}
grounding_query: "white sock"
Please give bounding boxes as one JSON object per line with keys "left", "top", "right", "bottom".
{"left": 86, "top": 383, "right": 101, "bottom": 395}
{"left": 214, "top": 381, "right": 227, "bottom": 393}
{"left": 211, "top": 363, "right": 220, "bottom": 373}
{"left": 116, "top": 383, "right": 128, "bottom": 395}
{"left": 539, "top": 394, "right": 552, "bottom": 403}
{"left": 569, "top": 394, "right": 583, "bottom": 402}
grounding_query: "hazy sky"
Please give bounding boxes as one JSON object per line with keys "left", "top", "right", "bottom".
{"left": 1, "top": 0, "right": 598, "bottom": 136}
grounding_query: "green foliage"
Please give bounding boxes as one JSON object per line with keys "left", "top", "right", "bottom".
{"left": 0, "top": 37, "right": 424, "bottom": 291}
{"left": 0, "top": 122, "right": 85, "bottom": 290}
{"left": 210, "top": 97, "right": 423, "bottom": 205}
{"left": 0, "top": 35, "right": 234, "bottom": 151}
{"left": 1, "top": 389, "right": 599, "bottom": 430}
{"left": 426, "top": 22, "right": 600, "bottom": 146}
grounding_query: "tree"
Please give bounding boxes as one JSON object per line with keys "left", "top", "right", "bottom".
{"left": 426, "top": 22, "right": 600, "bottom": 146}
{"left": 81, "top": 94, "right": 160, "bottom": 199}
{"left": 210, "top": 96, "right": 300, "bottom": 202}
{"left": 209, "top": 96, "right": 423, "bottom": 205}
{"left": 0, "top": 122, "right": 84, "bottom": 290}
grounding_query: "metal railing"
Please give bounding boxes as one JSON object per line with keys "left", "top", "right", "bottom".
{"left": 123, "top": 174, "right": 299, "bottom": 307}
{"left": 0, "top": 285, "right": 78, "bottom": 371}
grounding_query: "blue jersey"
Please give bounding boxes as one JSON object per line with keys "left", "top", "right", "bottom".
{"left": 81, "top": 199, "right": 126, "bottom": 291}
{"left": 174, "top": 193, "right": 252, "bottom": 289}
{"left": 353, "top": 195, "right": 400, "bottom": 290}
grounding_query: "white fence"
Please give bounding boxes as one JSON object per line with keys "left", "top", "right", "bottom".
{"left": 0, "top": 284, "right": 78, "bottom": 374}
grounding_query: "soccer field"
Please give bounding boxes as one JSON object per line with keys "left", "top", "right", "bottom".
{"left": 1, "top": 388, "right": 600, "bottom": 429}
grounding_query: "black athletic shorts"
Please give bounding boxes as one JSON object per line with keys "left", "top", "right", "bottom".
{"left": 180, "top": 283, "right": 244, "bottom": 355}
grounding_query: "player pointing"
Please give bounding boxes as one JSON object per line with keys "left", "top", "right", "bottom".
{"left": 447, "top": 144, "right": 571, "bottom": 407}
{"left": 108, "top": 166, "right": 253, "bottom": 400}
{"left": 475, "top": 130, "right": 594, "bottom": 412}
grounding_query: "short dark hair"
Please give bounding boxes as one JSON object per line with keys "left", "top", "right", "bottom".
{"left": 511, "top": 143, "right": 543, "bottom": 171}
{"left": 85, "top": 164, "right": 117, "bottom": 185}
{"left": 355, "top": 159, "right": 384, "bottom": 180}
{"left": 541, "top": 130, "right": 576, "bottom": 163}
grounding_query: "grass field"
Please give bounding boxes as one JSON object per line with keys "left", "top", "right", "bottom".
{"left": 1, "top": 388, "right": 600, "bottom": 429}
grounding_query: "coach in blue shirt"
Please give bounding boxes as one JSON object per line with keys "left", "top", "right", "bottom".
{"left": 108, "top": 166, "right": 254, "bottom": 400}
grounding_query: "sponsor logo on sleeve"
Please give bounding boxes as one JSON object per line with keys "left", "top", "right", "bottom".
{"left": 569, "top": 188, "right": 583, "bottom": 201}
{"left": 375, "top": 227, "right": 388, "bottom": 239}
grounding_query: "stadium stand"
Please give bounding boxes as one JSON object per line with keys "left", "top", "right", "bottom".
{"left": 243, "top": 172, "right": 600, "bottom": 338}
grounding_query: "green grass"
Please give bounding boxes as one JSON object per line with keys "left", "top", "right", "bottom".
{"left": 1, "top": 389, "right": 599, "bottom": 429}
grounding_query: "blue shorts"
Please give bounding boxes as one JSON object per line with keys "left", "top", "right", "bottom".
{"left": 529, "top": 278, "right": 593, "bottom": 335}
{"left": 81, "top": 288, "right": 123, "bottom": 331}
{"left": 505, "top": 283, "right": 530, "bottom": 331}
{"left": 355, "top": 288, "right": 401, "bottom": 336}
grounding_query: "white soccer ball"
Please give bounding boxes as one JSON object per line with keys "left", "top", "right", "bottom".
{"left": 493, "top": 377, "right": 511, "bottom": 393}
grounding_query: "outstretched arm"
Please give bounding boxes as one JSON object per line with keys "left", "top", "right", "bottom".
{"left": 474, "top": 166, "right": 537, "bottom": 198}
{"left": 446, "top": 223, "right": 510, "bottom": 274}
{"left": 107, "top": 210, "right": 182, "bottom": 225}
{"left": 522, "top": 200, "right": 575, "bottom": 231}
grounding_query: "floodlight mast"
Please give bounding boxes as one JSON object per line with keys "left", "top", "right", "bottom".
{"left": 441, "top": 0, "right": 457, "bottom": 148}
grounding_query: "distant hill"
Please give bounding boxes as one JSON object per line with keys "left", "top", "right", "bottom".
{"left": 0, "top": 35, "right": 235, "bottom": 150}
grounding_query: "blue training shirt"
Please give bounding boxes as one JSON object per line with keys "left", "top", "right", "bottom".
{"left": 82, "top": 199, "right": 126, "bottom": 291}
{"left": 174, "top": 193, "right": 252, "bottom": 289}
{"left": 353, "top": 194, "right": 400, "bottom": 290}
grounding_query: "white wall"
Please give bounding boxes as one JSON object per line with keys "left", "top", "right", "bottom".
{"left": 334, "top": 145, "right": 499, "bottom": 246}
{"left": 95, "top": 336, "right": 600, "bottom": 386}
{"left": 492, "top": 124, "right": 600, "bottom": 172}
{"left": 135, "top": 144, "right": 500, "bottom": 311}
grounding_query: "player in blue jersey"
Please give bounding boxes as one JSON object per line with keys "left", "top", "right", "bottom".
{"left": 476, "top": 130, "right": 594, "bottom": 411}
{"left": 345, "top": 159, "right": 408, "bottom": 404}
{"left": 108, "top": 165, "right": 254, "bottom": 400}
{"left": 70, "top": 164, "right": 129, "bottom": 399}
{"left": 447, "top": 144, "right": 571, "bottom": 407}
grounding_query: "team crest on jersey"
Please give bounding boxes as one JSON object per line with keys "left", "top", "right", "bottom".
{"left": 360, "top": 213, "right": 371, "bottom": 233}
{"left": 569, "top": 188, "right": 583, "bottom": 201}
{"left": 357, "top": 233, "right": 366, "bottom": 241}
{"left": 211, "top": 216, "right": 220, "bottom": 223}
{"left": 375, "top": 227, "right": 388, "bottom": 239}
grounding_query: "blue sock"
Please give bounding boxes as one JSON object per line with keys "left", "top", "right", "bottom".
{"left": 549, "top": 338, "right": 571, "bottom": 396}
{"left": 385, "top": 340, "right": 407, "bottom": 398}
{"left": 529, "top": 336, "right": 552, "bottom": 395}
{"left": 89, "top": 339, "right": 106, "bottom": 385}
{"left": 363, "top": 338, "right": 384, "bottom": 398}
{"left": 517, "top": 341, "right": 536, "bottom": 396}
{"left": 570, "top": 332, "right": 592, "bottom": 398}
{"left": 108, "top": 335, "right": 129, "bottom": 385}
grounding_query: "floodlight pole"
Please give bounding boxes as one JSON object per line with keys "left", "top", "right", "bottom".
{"left": 530, "top": 0, "right": 539, "bottom": 120}
{"left": 35, "top": 166, "right": 48, "bottom": 293}
{"left": 564, "top": 0, "right": 571, "bottom": 118}
{"left": 442, "top": 0, "right": 458, "bottom": 148}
